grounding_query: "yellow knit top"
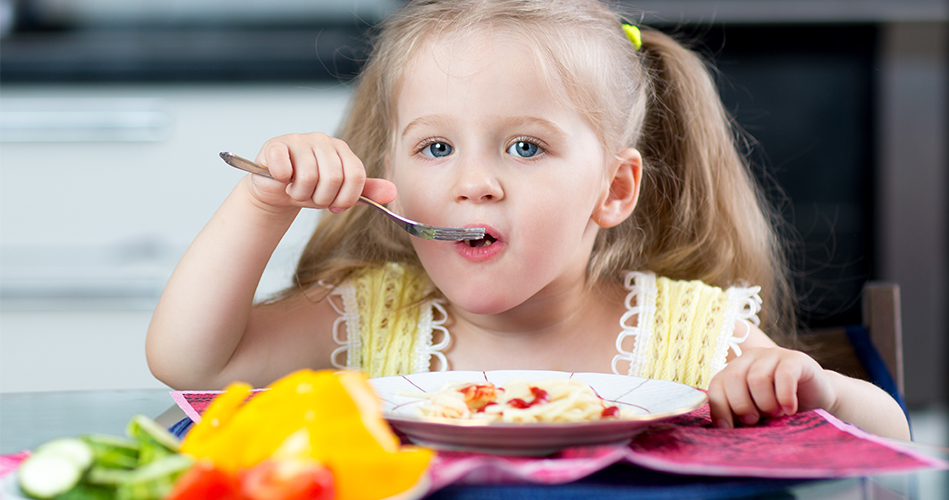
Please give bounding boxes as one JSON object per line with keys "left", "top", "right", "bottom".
{"left": 328, "top": 264, "right": 761, "bottom": 390}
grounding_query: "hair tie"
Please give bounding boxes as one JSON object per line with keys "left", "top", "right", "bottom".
{"left": 622, "top": 24, "right": 642, "bottom": 51}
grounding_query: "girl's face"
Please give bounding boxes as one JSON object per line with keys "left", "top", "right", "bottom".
{"left": 390, "top": 32, "right": 614, "bottom": 315}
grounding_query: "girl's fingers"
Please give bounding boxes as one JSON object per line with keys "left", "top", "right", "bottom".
{"left": 362, "top": 178, "right": 398, "bottom": 205}
{"left": 258, "top": 142, "right": 294, "bottom": 184}
{"left": 310, "top": 145, "right": 344, "bottom": 208}
{"left": 774, "top": 357, "right": 804, "bottom": 415}
{"left": 251, "top": 133, "right": 374, "bottom": 211}
{"left": 708, "top": 357, "right": 758, "bottom": 428}
{"left": 722, "top": 370, "right": 760, "bottom": 426}
{"left": 285, "top": 147, "right": 319, "bottom": 203}
{"left": 709, "top": 347, "right": 835, "bottom": 431}
{"left": 707, "top": 378, "right": 735, "bottom": 429}
{"left": 329, "top": 143, "right": 368, "bottom": 211}
{"left": 746, "top": 354, "right": 784, "bottom": 418}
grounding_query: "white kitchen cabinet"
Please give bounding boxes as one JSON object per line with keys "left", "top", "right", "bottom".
{"left": 0, "top": 83, "right": 350, "bottom": 392}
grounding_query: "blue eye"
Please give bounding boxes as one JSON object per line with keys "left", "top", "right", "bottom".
{"left": 423, "top": 142, "right": 453, "bottom": 158}
{"left": 507, "top": 140, "right": 540, "bottom": 158}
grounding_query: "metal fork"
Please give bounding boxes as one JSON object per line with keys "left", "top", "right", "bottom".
{"left": 219, "top": 152, "right": 486, "bottom": 242}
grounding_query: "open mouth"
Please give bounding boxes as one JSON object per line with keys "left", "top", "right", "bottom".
{"left": 464, "top": 234, "right": 498, "bottom": 247}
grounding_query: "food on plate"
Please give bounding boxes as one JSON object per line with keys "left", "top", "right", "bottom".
{"left": 180, "top": 369, "right": 433, "bottom": 500}
{"left": 412, "top": 378, "right": 635, "bottom": 423}
{"left": 16, "top": 415, "right": 191, "bottom": 500}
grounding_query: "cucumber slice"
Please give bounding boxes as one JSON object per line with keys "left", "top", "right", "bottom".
{"left": 34, "top": 438, "right": 94, "bottom": 471}
{"left": 17, "top": 454, "right": 83, "bottom": 499}
{"left": 115, "top": 454, "right": 194, "bottom": 500}
{"left": 82, "top": 434, "right": 140, "bottom": 469}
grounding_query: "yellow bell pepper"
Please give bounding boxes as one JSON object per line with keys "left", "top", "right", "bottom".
{"left": 180, "top": 369, "right": 433, "bottom": 499}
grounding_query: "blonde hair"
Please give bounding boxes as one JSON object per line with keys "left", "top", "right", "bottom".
{"left": 286, "top": 0, "right": 796, "bottom": 344}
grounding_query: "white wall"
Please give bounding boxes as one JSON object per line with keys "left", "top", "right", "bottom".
{"left": 0, "top": 83, "right": 351, "bottom": 392}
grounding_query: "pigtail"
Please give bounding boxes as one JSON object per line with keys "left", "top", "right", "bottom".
{"left": 628, "top": 28, "right": 796, "bottom": 344}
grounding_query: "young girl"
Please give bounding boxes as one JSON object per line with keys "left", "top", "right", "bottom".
{"left": 146, "top": 0, "right": 910, "bottom": 440}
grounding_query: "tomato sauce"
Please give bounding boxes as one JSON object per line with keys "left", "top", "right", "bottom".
{"left": 507, "top": 386, "right": 550, "bottom": 409}
{"left": 601, "top": 406, "right": 620, "bottom": 418}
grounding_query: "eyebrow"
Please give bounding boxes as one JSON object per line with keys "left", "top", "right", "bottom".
{"left": 400, "top": 114, "right": 567, "bottom": 140}
{"left": 401, "top": 115, "right": 451, "bottom": 139}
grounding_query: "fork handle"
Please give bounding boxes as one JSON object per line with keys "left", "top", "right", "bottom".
{"left": 221, "top": 151, "right": 377, "bottom": 207}
{"left": 221, "top": 152, "right": 274, "bottom": 178}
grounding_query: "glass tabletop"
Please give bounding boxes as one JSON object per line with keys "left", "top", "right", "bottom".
{"left": 0, "top": 389, "right": 181, "bottom": 454}
{"left": 1, "top": 390, "right": 944, "bottom": 500}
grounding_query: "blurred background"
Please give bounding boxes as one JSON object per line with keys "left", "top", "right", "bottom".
{"left": 0, "top": 0, "right": 946, "bottom": 422}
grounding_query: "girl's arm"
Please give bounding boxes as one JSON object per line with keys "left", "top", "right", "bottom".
{"left": 146, "top": 133, "right": 395, "bottom": 390}
{"left": 707, "top": 325, "right": 911, "bottom": 440}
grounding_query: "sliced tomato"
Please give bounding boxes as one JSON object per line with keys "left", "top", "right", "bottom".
{"left": 240, "top": 459, "right": 335, "bottom": 500}
{"left": 166, "top": 460, "right": 244, "bottom": 500}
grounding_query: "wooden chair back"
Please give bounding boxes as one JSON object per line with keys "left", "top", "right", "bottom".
{"left": 803, "top": 283, "right": 904, "bottom": 396}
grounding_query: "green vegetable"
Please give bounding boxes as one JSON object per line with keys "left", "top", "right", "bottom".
{"left": 16, "top": 415, "right": 193, "bottom": 500}
{"left": 85, "top": 466, "right": 135, "bottom": 486}
{"left": 53, "top": 483, "right": 115, "bottom": 500}
{"left": 81, "top": 434, "right": 140, "bottom": 469}
{"left": 125, "top": 415, "right": 180, "bottom": 465}
{"left": 114, "top": 454, "right": 194, "bottom": 500}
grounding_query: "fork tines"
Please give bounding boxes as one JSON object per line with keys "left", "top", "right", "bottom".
{"left": 413, "top": 226, "right": 486, "bottom": 241}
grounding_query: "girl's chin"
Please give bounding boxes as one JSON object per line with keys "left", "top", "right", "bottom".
{"left": 450, "top": 300, "right": 510, "bottom": 317}
{"left": 443, "top": 290, "right": 524, "bottom": 316}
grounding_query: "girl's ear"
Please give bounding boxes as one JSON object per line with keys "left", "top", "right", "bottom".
{"left": 591, "top": 148, "right": 642, "bottom": 228}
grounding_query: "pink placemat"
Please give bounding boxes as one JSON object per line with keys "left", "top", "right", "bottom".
{"left": 170, "top": 389, "right": 268, "bottom": 423}
{"left": 0, "top": 452, "right": 30, "bottom": 478}
{"left": 425, "top": 406, "right": 946, "bottom": 488}
{"left": 170, "top": 390, "right": 947, "bottom": 487}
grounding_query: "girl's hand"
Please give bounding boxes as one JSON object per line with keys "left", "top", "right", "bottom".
{"left": 707, "top": 346, "right": 837, "bottom": 428}
{"left": 249, "top": 133, "right": 396, "bottom": 212}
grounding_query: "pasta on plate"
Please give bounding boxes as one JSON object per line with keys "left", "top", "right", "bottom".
{"left": 403, "top": 378, "right": 636, "bottom": 423}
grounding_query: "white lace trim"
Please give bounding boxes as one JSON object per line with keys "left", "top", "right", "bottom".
{"left": 711, "top": 284, "right": 762, "bottom": 375}
{"left": 612, "top": 271, "right": 657, "bottom": 376}
{"left": 328, "top": 281, "right": 361, "bottom": 370}
{"left": 328, "top": 281, "right": 450, "bottom": 373}
{"left": 415, "top": 299, "right": 450, "bottom": 373}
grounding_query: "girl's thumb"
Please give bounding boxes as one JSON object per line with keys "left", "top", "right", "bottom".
{"left": 362, "top": 178, "right": 398, "bottom": 205}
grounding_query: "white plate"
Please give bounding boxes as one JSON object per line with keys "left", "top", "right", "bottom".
{"left": 370, "top": 370, "right": 707, "bottom": 455}
{"left": 1, "top": 474, "right": 28, "bottom": 500}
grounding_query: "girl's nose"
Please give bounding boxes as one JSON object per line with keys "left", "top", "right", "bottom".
{"left": 450, "top": 161, "right": 504, "bottom": 203}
